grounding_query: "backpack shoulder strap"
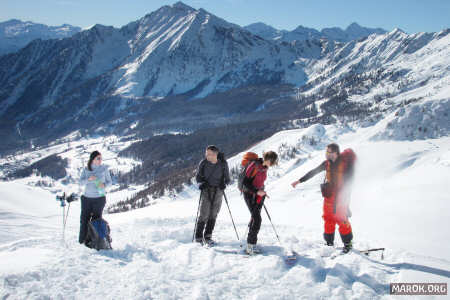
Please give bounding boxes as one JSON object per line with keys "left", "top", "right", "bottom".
{"left": 246, "top": 160, "right": 261, "bottom": 179}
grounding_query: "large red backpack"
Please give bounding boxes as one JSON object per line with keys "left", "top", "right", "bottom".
{"left": 341, "top": 148, "right": 356, "bottom": 170}
{"left": 337, "top": 148, "right": 357, "bottom": 188}
{"left": 324, "top": 148, "right": 357, "bottom": 193}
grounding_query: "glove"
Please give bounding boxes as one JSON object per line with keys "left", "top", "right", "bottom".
{"left": 219, "top": 183, "right": 226, "bottom": 190}
{"left": 199, "top": 182, "right": 209, "bottom": 190}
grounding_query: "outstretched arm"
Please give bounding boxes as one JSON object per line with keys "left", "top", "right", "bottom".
{"left": 291, "top": 161, "right": 327, "bottom": 188}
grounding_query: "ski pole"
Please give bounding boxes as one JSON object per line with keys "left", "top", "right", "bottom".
{"left": 240, "top": 223, "right": 250, "bottom": 248}
{"left": 192, "top": 192, "right": 203, "bottom": 242}
{"left": 63, "top": 202, "right": 71, "bottom": 234}
{"left": 223, "top": 192, "right": 239, "bottom": 241}
{"left": 62, "top": 201, "right": 66, "bottom": 242}
{"left": 263, "top": 203, "right": 296, "bottom": 258}
{"left": 263, "top": 204, "right": 281, "bottom": 244}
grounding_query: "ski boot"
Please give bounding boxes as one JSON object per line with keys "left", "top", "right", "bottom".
{"left": 204, "top": 238, "right": 216, "bottom": 247}
{"left": 342, "top": 241, "right": 353, "bottom": 254}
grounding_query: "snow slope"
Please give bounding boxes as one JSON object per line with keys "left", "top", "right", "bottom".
{"left": 1, "top": 123, "right": 449, "bottom": 299}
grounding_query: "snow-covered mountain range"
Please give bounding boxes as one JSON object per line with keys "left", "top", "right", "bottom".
{"left": 0, "top": 2, "right": 448, "bottom": 155}
{"left": 0, "top": 19, "right": 81, "bottom": 55}
{"left": 244, "top": 22, "right": 387, "bottom": 43}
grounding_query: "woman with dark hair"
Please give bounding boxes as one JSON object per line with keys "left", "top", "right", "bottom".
{"left": 242, "top": 151, "right": 278, "bottom": 255}
{"left": 78, "top": 151, "right": 112, "bottom": 245}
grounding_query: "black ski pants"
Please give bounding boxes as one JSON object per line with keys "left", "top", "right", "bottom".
{"left": 79, "top": 195, "right": 106, "bottom": 243}
{"left": 244, "top": 192, "right": 264, "bottom": 245}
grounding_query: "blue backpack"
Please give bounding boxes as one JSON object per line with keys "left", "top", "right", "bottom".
{"left": 86, "top": 218, "right": 112, "bottom": 250}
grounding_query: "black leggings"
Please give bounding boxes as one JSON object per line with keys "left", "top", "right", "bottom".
{"left": 244, "top": 193, "right": 264, "bottom": 245}
{"left": 79, "top": 195, "right": 106, "bottom": 243}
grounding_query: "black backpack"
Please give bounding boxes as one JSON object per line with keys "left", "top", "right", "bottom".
{"left": 85, "top": 218, "right": 112, "bottom": 250}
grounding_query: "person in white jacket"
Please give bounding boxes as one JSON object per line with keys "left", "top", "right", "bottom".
{"left": 78, "top": 151, "right": 112, "bottom": 245}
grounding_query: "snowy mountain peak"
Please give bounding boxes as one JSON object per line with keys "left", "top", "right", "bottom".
{"left": 108, "top": 3, "right": 288, "bottom": 97}
{"left": 390, "top": 27, "right": 406, "bottom": 34}
{"left": 345, "top": 22, "right": 382, "bottom": 33}
{"left": 0, "top": 3, "right": 448, "bottom": 153}
{"left": 0, "top": 19, "right": 81, "bottom": 55}
{"left": 387, "top": 27, "right": 407, "bottom": 38}
{"left": 245, "top": 22, "right": 280, "bottom": 34}
{"left": 347, "top": 22, "right": 363, "bottom": 29}
{"left": 292, "top": 25, "right": 320, "bottom": 36}
{"left": 1, "top": 19, "right": 23, "bottom": 26}
{"left": 246, "top": 22, "right": 277, "bottom": 31}
{"left": 172, "top": 1, "right": 196, "bottom": 11}
{"left": 245, "top": 21, "right": 387, "bottom": 43}
{"left": 436, "top": 28, "right": 450, "bottom": 38}
{"left": 244, "top": 22, "right": 283, "bottom": 40}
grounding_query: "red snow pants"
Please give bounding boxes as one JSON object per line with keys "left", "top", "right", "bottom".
{"left": 323, "top": 195, "right": 352, "bottom": 236}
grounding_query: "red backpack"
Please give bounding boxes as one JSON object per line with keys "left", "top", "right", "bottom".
{"left": 341, "top": 148, "right": 356, "bottom": 169}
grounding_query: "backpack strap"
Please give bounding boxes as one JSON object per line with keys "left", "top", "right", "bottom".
{"left": 246, "top": 160, "right": 262, "bottom": 180}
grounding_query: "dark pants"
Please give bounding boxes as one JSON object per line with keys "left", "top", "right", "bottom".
{"left": 244, "top": 192, "right": 264, "bottom": 245}
{"left": 79, "top": 195, "right": 106, "bottom": 243}
{"left": 195, "top": 187, "right": 223, "bottom": 240}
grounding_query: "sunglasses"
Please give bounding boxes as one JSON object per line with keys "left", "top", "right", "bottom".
{"left": 95, "top": 157, "right": 102, "bottom": 161}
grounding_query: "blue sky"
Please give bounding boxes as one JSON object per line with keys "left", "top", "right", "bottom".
{"left": 1, "top": 0, "right": 449, "bottom": 33}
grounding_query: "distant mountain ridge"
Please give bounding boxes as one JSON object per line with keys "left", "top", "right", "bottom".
{"left": 0, "top": 2, "right": 448, "bottom": 156}
{"left": 0, "top": 19, "right": 81, "bottom": 55}
{"left": 244, "top": 22, "right": 388, "bottom": 43}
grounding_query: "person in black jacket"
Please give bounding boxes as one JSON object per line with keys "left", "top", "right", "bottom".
{"left": 195, "top": 145, "right": 230, "bottom": 245}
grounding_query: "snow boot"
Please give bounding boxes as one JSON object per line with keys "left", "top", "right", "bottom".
{"left": 195, "top": 221, "right": 205, "bottom": 244}
{"left": 204, "top": 238, "right": 216, "bottom": 247}
{"left": 340, "top": 232, "right": 353, "bottom": 253}
{"left": 204, "top": 219, "right": 216, "bottom": 241}
{"left": 246, "top": 243, "right": 256, "bottom": 255}
{"left": 324, "top": 233, "right": 335, "bottom": 246}
{"left": 342, "top": 241, "right": 353, "bottom": 254}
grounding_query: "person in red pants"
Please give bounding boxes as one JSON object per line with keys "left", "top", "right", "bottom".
{"left": 292, "top": 143, "right": 356, "bottom": 253}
